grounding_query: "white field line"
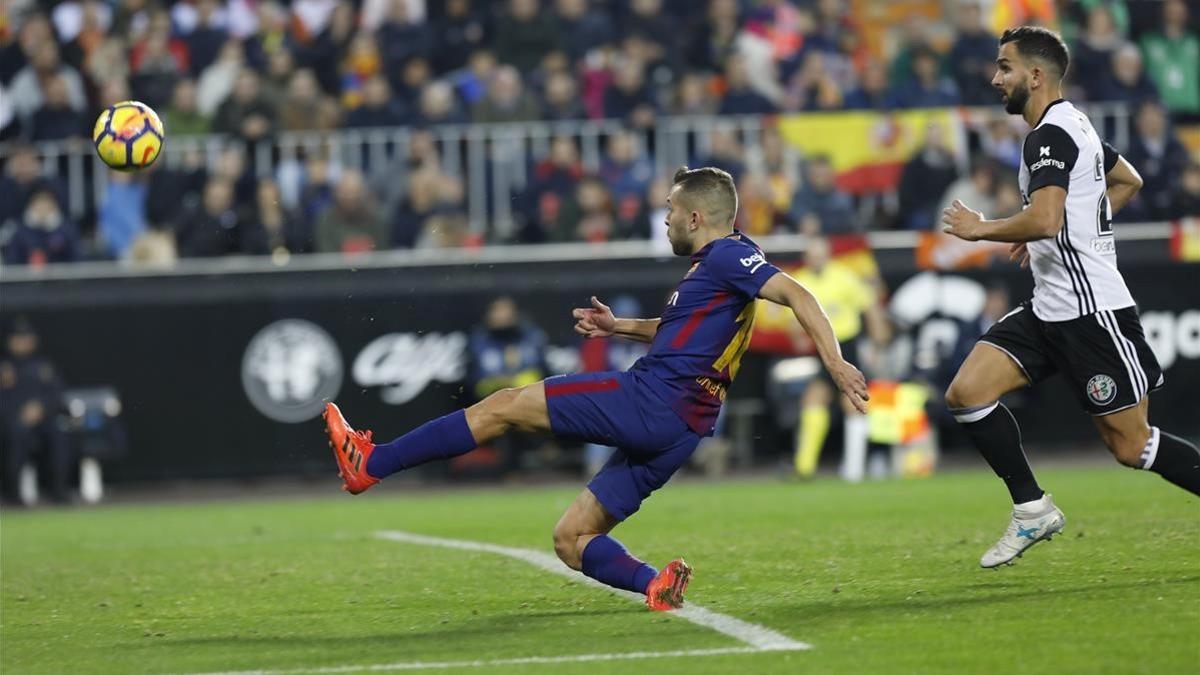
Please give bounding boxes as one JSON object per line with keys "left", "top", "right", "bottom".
{"left": 374, "top": 530, "right": 809, "bottom": 652}
{"left": 177, "top": 531, "right": 808, "bottom": 675}
{"left": 184, "top": 646, "right": 789, "bottom": 674}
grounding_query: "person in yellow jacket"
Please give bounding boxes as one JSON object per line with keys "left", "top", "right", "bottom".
{"left": 789, "top": 235, "right": 883, "bottom": 481}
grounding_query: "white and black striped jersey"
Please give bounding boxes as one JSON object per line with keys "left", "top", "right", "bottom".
{"left": 1019, "top": 99, "right": 1135, "bottom": 321}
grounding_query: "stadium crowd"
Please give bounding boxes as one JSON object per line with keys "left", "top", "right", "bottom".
{"left": 1, "top": 0, "right": 1198, "bottom": 265}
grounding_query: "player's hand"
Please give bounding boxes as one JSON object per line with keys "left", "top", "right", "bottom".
{"left": 1009, "top": 242, "right": 1031, "bottom": 269}
{"left": 830, "top": 359, "right": 869, "bottom": 414}
{"left": 941, "top": 200, "right": 985, "bottom": 241}
{"left": 572, "top": 296, "right": 617, "bottom": 338}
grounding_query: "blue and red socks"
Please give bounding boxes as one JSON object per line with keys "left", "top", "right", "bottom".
{"left": 581, "top": 535, "right": 657, "bottom": 595}
{"left": 366, "top": 410, "right": 478, "bottom": 479}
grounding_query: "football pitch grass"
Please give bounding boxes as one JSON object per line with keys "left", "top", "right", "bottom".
{"left": 2, "top": 467, "right": 1197, "bottom": 674}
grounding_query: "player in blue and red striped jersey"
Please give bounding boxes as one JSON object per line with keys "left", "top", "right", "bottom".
{"left": 323, "top": 166, "right": 868, "bottom": 611}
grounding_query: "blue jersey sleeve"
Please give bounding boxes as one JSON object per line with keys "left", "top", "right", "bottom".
{"left": 705, "top": 241, "right": 782, "bottom": 299}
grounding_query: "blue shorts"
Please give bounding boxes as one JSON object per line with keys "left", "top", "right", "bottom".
{"left": 545, "top": 370, "right": 700, "bottom": 521}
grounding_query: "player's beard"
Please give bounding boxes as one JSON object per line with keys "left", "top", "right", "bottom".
{"left": 1004, "top": 80, "right": 1030, "bottom": 115}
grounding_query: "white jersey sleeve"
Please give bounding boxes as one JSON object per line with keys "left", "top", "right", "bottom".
{"left": 1019, "top": 100, "right": 1135, "bottom": 321}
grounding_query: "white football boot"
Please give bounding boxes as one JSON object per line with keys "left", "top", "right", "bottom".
{"left": 980, "top": 493, "right": 1066, "bottom": 568}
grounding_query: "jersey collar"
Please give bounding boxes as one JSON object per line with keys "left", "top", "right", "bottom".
{"left": 1033, "top": 98, "right": 1066, "bottom": 127}
{"left": 690, "top": 230, "right": 746, "bottom": 262}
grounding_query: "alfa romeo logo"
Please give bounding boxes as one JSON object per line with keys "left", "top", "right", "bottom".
{"left": 1086, "top": 374, "right": 1117, "bottom": 405}
{"left": 242, "top": 320, "right": 343, "bottom": 423}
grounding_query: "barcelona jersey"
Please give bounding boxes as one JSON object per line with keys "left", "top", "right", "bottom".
{"left": 631, "top": 232, "right": 782, "bottom": 435}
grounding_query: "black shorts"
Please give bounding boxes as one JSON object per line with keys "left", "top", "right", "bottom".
{"left": 979, "top": 302, "right": 1164, "bottom": 416}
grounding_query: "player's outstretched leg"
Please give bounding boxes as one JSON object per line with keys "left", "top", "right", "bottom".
{"left": 947, "top": 344, "right": 1065, "bottom": 567}
{"left": 323, "top": 383, "right": 551, "bottom": 494}
{"left": 1093, "top": 400, "right": 1200, "bottom": 496}
{"left": 552, "top": 488, "right": 691, "bottom": 611}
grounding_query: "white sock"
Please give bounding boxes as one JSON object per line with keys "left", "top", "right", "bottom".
{"left": 1014, "top": 493, "right": 1051, "bottom": 516}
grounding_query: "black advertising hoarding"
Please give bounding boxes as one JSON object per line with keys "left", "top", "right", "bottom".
{"left": 3, "top": 245, "right": 1197, "bottom": 483}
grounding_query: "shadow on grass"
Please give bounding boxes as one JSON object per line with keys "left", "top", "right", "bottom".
{"left": 774, "top": 575, "right": 1200, "bottom": 625}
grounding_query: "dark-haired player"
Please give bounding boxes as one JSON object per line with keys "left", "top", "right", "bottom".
{"left": 323, "top": 166, "right": 868, "bottom": 609}
{"left": 942, "top": 26, "right": 1200, "bottom": 568}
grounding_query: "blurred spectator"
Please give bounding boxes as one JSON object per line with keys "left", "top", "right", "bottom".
{"left": 296, "top": 154, "right": 339, "bottom": 228}
{"left": 212, "top": 68, "right": 277, "bottom": 142}
{"left": 495, "top": 0, "right": 562, "bottom": 75}
{"left": 129, "top": 17, "right": 187, "bottom": 110}
{"left": 473, "top": 65, "right": 542, "bottom": 123}
{"left": 418, "top": 177, "right": 471, "bottom": 249}
{"left": 888, "top": 46, "right": 958, "bottom": 109}
{"left": 213, "top": 145, "right": 258, "bottom": 210}
{"left": 98, "top": 170, "right": 148, "bottom": 259}
{"left": 0, "top": 318, "right": 72, "bottom": 505}
{"left": 315, "top": 169, "right": 387, "bottom": 253}
{"left": 939, "top": 158, "right": 997, "bottom": 222}
{"left": 1123, "top": 101, "right": 1190, "bottom": 220}
{"left": 415, "top": 81, "right": 467, "bottom": 126}
{"left": 1167, "top": 162, "right": 1200, "bottom": 219}
{"left": 604, "top": 57, "right": 657, "bottom": 128}
{"left": 788, "top": 155, "right": 856, "bottom": 234}
{"left": 260, "top": 48, "right": 296, "bottom": 109}
{"left": 1139, "top": 0, "right": 1199, "bottom": 118}
{"left": 28, "top": 76, "right": 87, "bottom": 141}
{"left": 559, "top": 177, "right": 616, "bottom": 242}
{"left": 696, "top": 127, "right": 746, "bottom": 180}
{"left": 466, "top": 296, "right": 548, "bottom": 402}
{"left": 1, "top": 13, "right": 54, "bottom": 87}
{"left": 980, "top": 118, "right": 1023, "bottom": 170}
{"left": 672, "top": 71, "right": 718, "bottom": 116}
{"left": 1095, "top": 43, "right": 1159, "bottom": 106}
{"left": 1072, "top": 4, "right": 1125, "bottom": 101}
{"left": 433, "top": 0, "right": 489, "bottom": 74}
{"left": 59, "top": 1, "right": 116, "bottom": 79}
{"left": 541, "top": 70, "right": 587, "bottom": 119}
{"left": 948, "top": 1, "right": 997, "bottom": 106}
{"left": 297, "top": 0, "right": 356, "bottom": 95}
{"left": 887, "top": 16, "right": 937, "bottom": 88}
{"left": 146, "top": 146, "right": 208, "bottom": 230}
{"left": 1, "top": 186, "right": 80, "bottom": 266}
{"left": 555, "top": 0, "right": 615, "bottom": 64}
{"left": 378, "top": 0, "right": 432, "bottom": 77}
{"left": 897, "top": 124, "right": 958, "bottom": 229}
{"left": 278, "top": 68, "right": 326, "bottom": 131}
{"left": 393, "top": 56, "right": 434, "bottom": 110}
{"left": 518, "top": 135, "right": 583, "bottom": 242}
{"left": 127, "top": 9, "right": 190, "bottom": 74}
{"left": 345, "top": 75, "right": 406, "bottom": 128}
{"left": 163, "top": 79, "right": 211, "bottom": 137}
{"left": 720, "top": 53, "right": 778, "bottom": 115}
{"left": 185, "top": 0, "right": 229, "bottom": 77}
{"left": 785, "top": 51, "right": 844, "bottom": 112}
{"left": 843, "top": 58, "right": 889, "bottom": 110}
{"left": 391, "top": 170, "right": 440, "bottom": 248}
{"left": 176, "top": 176, "right": 256, "bottom": 257}
{"left": 244, "top": 1, "right": 292, "bottom": 71}
{"left": 450, "top": 49, "right": 497, "bottom": 108}
{"left": 623, "top": 0, "right": 675, "bottom": 61}
{"left": 197, "top": 40, "right": 246, "bottom": 117}
{"left": 599, "top": 130, "right": 654, "bottom": 205}
{"left": 339, "top": 32, "right": 383, "bottom": 109}
{"left": 736, "top": 171, "right": 783, "bottom": 236}
{"left": 82, "top": 37, "right": 131, "bottom": 104}
{"left": 8, "top": 42, "right": 87, "bottom": 123}
{"left": 685, "top": 0, "right": 740, "bottom": 73}
{"left": 245, "top": 178, "right": 310, "bottom": 256}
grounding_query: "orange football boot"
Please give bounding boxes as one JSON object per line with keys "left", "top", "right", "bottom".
{"left": 645, "top": 558, "right": 692, "bottom": 611}
{"left": 323, "top": 401, "right": 379, "bottom": 495}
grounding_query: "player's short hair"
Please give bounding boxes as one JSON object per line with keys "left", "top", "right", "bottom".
{"left": 999, "top": 26, "right": 1069, "bottom": 80}
{"left": 671, "top": 165, "right": 738, "bottom": 227}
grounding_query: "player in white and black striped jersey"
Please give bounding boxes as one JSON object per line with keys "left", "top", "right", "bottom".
{"left": 941, "top": 26, "right": 1199, "bottom": 568}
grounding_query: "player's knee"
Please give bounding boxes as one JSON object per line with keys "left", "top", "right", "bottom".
{"left": 944, "top": 379, "right": 981, "bottom": 411}
{"left": 551, "top": 525, "right": 582, "bottom": 570}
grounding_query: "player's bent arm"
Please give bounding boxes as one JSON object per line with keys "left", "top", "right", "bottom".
{"left": 757, "top": 272, "right": 843, "bottom": 367}
{"left": 977, "top": 186, "right": 1067, "bottom": 242}
{"left": 1105, "top": 155, "right": 1143, "bottom": 214}
{"left": 612, "top": 318, "right": 660, "bottom": 343}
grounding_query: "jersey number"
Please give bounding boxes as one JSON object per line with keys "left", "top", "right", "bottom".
{"left": 712, "top": 303, "right": 756, "bottom": 379}
{"left": 1096, "top": 193, "right": 1113, "bottom": 236}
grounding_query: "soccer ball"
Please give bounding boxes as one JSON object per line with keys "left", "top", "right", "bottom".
{"left": 92, "top": 101, "right": 165, "bottom": 171}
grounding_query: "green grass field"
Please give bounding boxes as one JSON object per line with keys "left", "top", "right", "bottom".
{"left": 2, "top": 467, "right": 1198, "bottom": 674}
